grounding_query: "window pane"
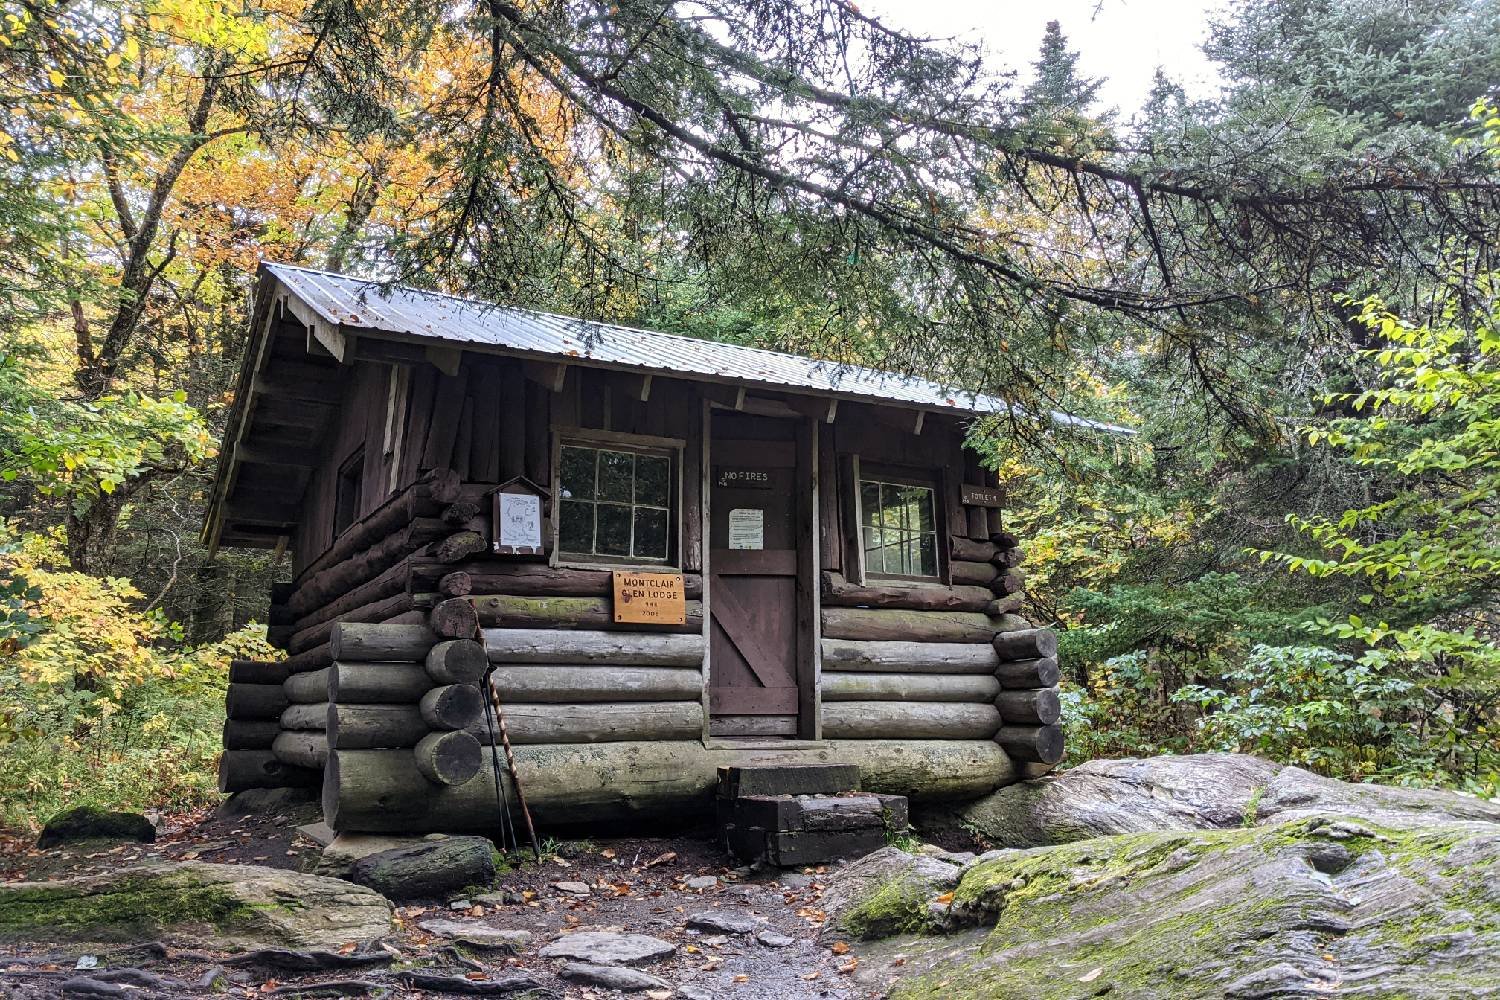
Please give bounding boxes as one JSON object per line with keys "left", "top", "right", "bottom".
{"left": 857, "top": 478, "right": 938, "bottom": 578}
{"left": 879, "top": 487, "right": 902, "bottom": 528}
{"left": 559, "top": 500, "right": 594, "bottom": 553}
{"left": 860, "top": 482, "right": 881, "bottom": 526}
{"left": 560, "top": 447, "right": 596, "bottom": 500}
{"left": 905, "top": 536, "right": 926, "bottom": 576}
{"left": 879, "top": 538, "right": 904, "bottom": 574}
{"left": 596, "top": 503, "right": 632, "bottom": 555}
{"left": 636, "top": 455, "right": 669, "bottom": 507}
{"left": 598, "top": 450, "right": 634, "bottom": 502}
{"left": 633, "top": 507, "right": 668, "bottom": 559}
{"left": 918, "top": 534, "right": 938, "bottom": 576}
{"left": 862, "top": 526, "right": 884, "bottom": 573}
{"left": 900, "top": 486, "right": 934, "bottom": 532}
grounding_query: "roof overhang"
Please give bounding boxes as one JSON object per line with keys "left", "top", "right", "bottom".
{"left": 203, "top": 263, "right": 1136, "bottom": 552}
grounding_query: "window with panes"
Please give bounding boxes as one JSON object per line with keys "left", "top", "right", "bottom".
{"left": 557, "top": 443, "right": 674, "bottom": 563}
{"left": 859, "top": 478, "right": 939, "bottom": 579}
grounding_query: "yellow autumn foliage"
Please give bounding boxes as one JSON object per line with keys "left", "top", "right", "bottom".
{"left": 0, "top": 526, "right": 274, "bottom": 830}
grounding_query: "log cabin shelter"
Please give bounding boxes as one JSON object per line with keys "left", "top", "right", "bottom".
{"left": 205, "top": 262, "right": 1127, "bottom": 833}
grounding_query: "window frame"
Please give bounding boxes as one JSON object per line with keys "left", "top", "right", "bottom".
{"left": 550, "top": 428, "right": 686, "bottom": 570}
{"left": 849, "top": 458, "right": 949, "bottom": 586}
{"left": 333, "top": 446, "right": 365, "bottom": 542}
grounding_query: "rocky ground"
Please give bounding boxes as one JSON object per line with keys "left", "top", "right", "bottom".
{"left": 3, "top": 754, "right": 1499, "bottom": 999}
{"left": 0, "top": 789, "right": 893, "bottom": 999}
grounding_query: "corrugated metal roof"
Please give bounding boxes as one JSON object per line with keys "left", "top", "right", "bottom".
{"left": 264, "top": 262, "right": 1133, "bottom": 433}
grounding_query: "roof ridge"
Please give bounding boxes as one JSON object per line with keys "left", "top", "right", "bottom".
{"left": 261, "top": 261, "right": 972, "bottom": 397}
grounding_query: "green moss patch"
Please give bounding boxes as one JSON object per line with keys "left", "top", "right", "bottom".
{"left": 877, "top": 817, "right": 1500, "bottom": 1000}
{"left": 0, "top": 874, "right": 257, "bottom": 942}
{"left": 839, "top": 874, "right": 937, "bottom": 940}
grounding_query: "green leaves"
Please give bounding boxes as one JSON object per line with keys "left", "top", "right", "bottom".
{"left": 0, "top": 358, "right": 213, "bottom": 516}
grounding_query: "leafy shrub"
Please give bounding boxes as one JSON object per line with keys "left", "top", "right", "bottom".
{"left": 1173, "top": 644, "right": 1419, "bottom": 779}
{"left": 0, "top": 527, "right": 271, "bottom": 831}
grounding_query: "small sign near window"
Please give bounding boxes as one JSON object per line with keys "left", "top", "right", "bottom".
{"left": 497, "top": 493, "right": 543, "bottom": 551}
{"left": 491, "top": 477, "right": 548, "bottom": 556}
{"left": 961, "top": 484, "right": 1004, "bottom": 508}
{"left": 728, "top": 508, "right": 765, "bottom": 550}
{"left": 612, "top": 570, "right": 686, "bottom": 625}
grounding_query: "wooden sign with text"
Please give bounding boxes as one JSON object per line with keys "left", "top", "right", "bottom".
{"left": 961, "top": 484, "right": 1004, "bottom": 508}
{"left": 716, "top": 466, "right": 774, "bottom": 489}
{"left": 612, "top": 570, "right": 687, "bottom": 625}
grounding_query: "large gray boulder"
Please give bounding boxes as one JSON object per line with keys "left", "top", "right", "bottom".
{"left": 935, "top": 753, "right": 1500, "bottom": 847}
{"left": 0, "top": 861, "right": 392, "bottom": 950}
{"left": 849, "top": 816, "right": 1500, "bottom": 999}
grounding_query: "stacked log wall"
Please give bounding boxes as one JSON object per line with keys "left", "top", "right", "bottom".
{"left": 821, "top": 414, "right": 1060, "bottom": 777}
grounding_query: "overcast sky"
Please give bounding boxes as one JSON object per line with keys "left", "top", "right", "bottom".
{"left": 864, "top": 0, "right": 1229, "bottom": 115}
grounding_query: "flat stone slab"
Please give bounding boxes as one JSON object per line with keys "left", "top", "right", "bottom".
{"left": 757, "top": 930, "right": 795, "bottom": 948}
{"left": 296, "top": 822, "right": 336, "bottom": 848}
{"left": 551, "top": 880, "right": 592, "bottom": 896}
{"left": 317, "top": 833, "right": 437, "bottom": 877}
{"left": 559, "top": 962, "right": 670, "bottom": 991}
{"left": 686, "top": 910, "right": 765, "bottom": 935}
{"left": 683, "top": 875, "right": 719, "bottom": 890}
{"left": 416, "top": 918, "right": 532, "bottom": 952}
{"left": 539, "top": 931, "right": 676, "bottom": 966}
{"left": 0, "top": 861, "right": 392, "bottom": 950}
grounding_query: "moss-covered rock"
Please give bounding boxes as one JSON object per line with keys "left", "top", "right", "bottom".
{"left": 849, "top": 816, "right": 1500, "bottom": 999}
{"left": 37, "top": 807, "right": 156, "bottom": 849}
{"left": 927, "top": 753, "right": 1500, "bottom": 849}
{"left": 820, "top": 846, "right": 963, "bottom": 940}
{"left": 347, "top": 836, "right": 497, "bottom": 900}
{"left": 0, "top": 861, "right": 392, "bottom": 950}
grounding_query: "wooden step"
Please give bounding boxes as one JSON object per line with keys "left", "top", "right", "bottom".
{"left": 715, "top": 763, "right": 860, "bottom": 799}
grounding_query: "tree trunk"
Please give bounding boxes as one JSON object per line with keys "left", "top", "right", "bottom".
{"left": 324, "top": 738, "right": 1014, "bottom": 832}
{"left": 331, "top": 662, "right": 437, "bottom": 703}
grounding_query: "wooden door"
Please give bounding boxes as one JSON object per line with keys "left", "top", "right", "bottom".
{"left": 708, "top": 414, "right": 803, "bottom": 737}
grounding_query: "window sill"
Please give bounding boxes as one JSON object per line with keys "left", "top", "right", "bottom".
{"left": 553, "top": 558, "right": 683, "bottom": 573}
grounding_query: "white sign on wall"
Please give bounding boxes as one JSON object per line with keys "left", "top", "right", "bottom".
{"left": 728, "top": 508, "right": 765, "bottom": 550}
{"left": 497, "top": 492, "right": 543, "bottom": 550}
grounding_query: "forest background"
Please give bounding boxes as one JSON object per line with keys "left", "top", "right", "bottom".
{"left": 0, "top": 0, "right": 1496, "bottom": 832}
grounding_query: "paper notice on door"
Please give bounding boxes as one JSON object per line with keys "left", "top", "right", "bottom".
{"left": 728, "top": 508, "right": 765, "bottom": 550}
